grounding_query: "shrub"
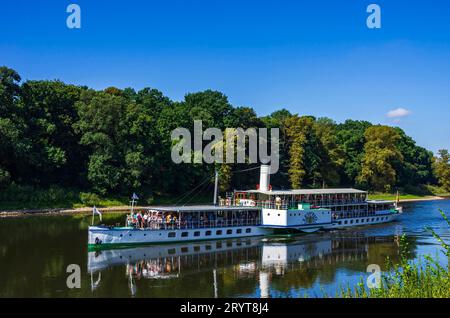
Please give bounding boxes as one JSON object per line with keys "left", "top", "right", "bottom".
{"left": 79, "top": 192, "right": 101, "bottom": 207}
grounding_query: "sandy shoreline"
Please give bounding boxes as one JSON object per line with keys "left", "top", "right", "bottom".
{"left": 394, "top": 196, "right": 447, "bottom": 203}
{"left": 0, "top": 196, "right": 447, "bottom": 218}
{"left": 0, "top": 206, "right": 143, "bottom": 218}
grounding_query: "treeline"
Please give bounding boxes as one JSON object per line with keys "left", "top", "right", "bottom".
{"left": 1, "top": 66, "right": 449, "bottom": 202}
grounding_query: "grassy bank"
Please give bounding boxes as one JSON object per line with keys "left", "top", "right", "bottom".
{"left": 337, "top": 211, "right": 450, "bottom": 298}
{"left": 0, "top": 183, "right": 448, "bottom": 212}
{"left": 368, "top": 185, "right": 450, "bottom": 201}
{"left": 368, "top": 193, "right": 441, "bottom": 201}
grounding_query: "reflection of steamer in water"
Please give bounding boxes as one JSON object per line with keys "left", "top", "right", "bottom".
{"left": 88, "top": 238, "right": 261, "bottom": 276}
{"left": 88, "top": 233, "right": 403, "bottom": 296}
{"left": 261, "top": 234, "right": 397, "bottom": 272}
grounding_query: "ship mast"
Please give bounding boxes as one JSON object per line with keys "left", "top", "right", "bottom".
{"left": 213, "top": 169, "right": 219, "bottom": 205}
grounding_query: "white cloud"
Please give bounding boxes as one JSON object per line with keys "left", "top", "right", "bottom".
{"left": 386, "top": 107, "right": 412, "bottom": 119}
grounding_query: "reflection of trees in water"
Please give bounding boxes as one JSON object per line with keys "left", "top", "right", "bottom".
{"left": 0, "top": 213, "right": 132, "bottom": 297}
{"left": 0, "top": 215, "right": 89, "bottom": 297}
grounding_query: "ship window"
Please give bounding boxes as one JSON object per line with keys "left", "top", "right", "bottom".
{"left": 267, "top": 213, "right": 270, "bottom": 216}
{"left": 350, "top": 220, "right": 353, "bottom": 224}
{"left": 339, "top": 221, "right": 342, "bottom": 225}
{"left": 194, "top": 231, "right": 200, "bottom": 237}
{"left": 181, "top": 232, "right": 188, "bottom": 237}
{"left": 371, "top": 218, "right": 375, "bottom": 222}
{"left": 168, "top": 232, "right": 176, "bottom": 238}
{"left": 205, "top": 230, "right": 212, "bottom": 236}
{"left": 356, "top": 220, "right": 359, "bottom": 223}
{"left": 246, "top": 228, "right": 251, "bottom": 233}
{"left": 277, "top": 214, "right": 280, "bottom": 216}
{"left": 376, "top": 218, "right": 379, "bottom": 221}
{"left": 119, "top": 234, "right": 123, "bottom": 237}
{"left": 168, "top": 248, "right": 176, "bottom": 254}
{"left": 216, "top": 230, "right": 222, "bottom": 235}
{"left": 194, "top": 246, "right": 200, "bottom": 251}
{"left": 237, "top": 229, "right": 242, "bottom": 234}
{"left": 361, "top": 219, "right": 364, "bottom": 223}
{"left": 181, "top": 247, "right": 188, "bottom": 253}
{"left": 216, "top": 242, "right": 222, "bottom": 248}
{"left": 344, "top": 220, "right": 348, "bottom": 224}
{"left": 226, "top": 229, "right": 232, "bottom": 235}
{"left": 205, "top": 245, "right": 212, "bottom": 250}
{"left": 367, "top": 219, "right": 370, "bottom": 222}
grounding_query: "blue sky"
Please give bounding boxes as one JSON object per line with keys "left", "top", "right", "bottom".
{"left": 1, "top": 0, "right": 449, "bottom": 152}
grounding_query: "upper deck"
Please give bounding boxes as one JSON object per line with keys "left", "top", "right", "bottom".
{"left": 144, "top": 205, "right": 261, "bottom": 213}
{"left": 230, "top": 188, "right": 369, "bottom": 210}
{"left": 236, "top": 188, "right": 367, "bottom": 196}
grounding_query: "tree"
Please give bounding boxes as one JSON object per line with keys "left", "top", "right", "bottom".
{"left": 336, "top": 120, "right": 372, "bottom": 186}
{"left": 0, "top": 67, "right": 27, "bottom": 187}
{"left": 357, "top": 125, "right": 403, "bottom": 192}
{"left": 393, "top": 127, "right": 435, "bottom": 188}
{"left": 433, "top": 149, "right": 450, "bottom": 191}
{"left": 19, "top": 80, "right": 85, "bottom": 185}
{"left": 285, "top": 115, "right": 315, "bottom": 188}
{"left": 184, "top": 90, "right": 233, "bottom": 130}
{"left": 261, "top": 109, "right": 292, "bottom": 189}
{"left": 312, "top": 118, "right": 345, "bottom": 187}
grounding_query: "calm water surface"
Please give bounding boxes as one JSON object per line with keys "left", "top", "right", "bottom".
{"left": 1, "top": 200, "right": 449, "bottom": 297}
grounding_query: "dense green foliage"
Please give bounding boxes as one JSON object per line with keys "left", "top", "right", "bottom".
{"left": 433, "top": 149, "right": 450, "bottom": 191}
{"left": 0, "top": 66, "right": 446, "bottom": 206}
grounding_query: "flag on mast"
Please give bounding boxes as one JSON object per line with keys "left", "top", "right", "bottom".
{"left": 132, "top": 193, "right": 139, "bottom": 200}
{"left": 93, "top": 206, "right": 102, "bottom": 222}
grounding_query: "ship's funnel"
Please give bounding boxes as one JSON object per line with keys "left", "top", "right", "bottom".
{"left": 259, "top": 165, "right": 271, "bottom": 191}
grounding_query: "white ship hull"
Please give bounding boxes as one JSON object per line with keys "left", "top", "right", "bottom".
{"left": 88, "top": 225, "right": 271, "bottom": 249}
{"left": 327, "top": 211, "right": 400, "bottom": 229}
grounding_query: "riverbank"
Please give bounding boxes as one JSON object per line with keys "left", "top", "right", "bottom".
{"left": 0, "top": 206, "right": 140, "bottom": 218}
{"left": 1, "top": 195, "right": 447, "bottom": 218}
{"left": 368, "top": 194, "right": 447, "bottom": 202}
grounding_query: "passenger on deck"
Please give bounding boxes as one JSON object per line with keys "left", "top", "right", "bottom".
{"left": 187, "top": 213, "right": 193, "bottom": 228}
{"left": 165, "top": 213, "right": 172, "bottom": 229}
{"left": 143, "top": 212, "right": 148, "bottom": 228}
{"left": 132, "top": 211, "right": 138, "bottom": 227}
{"left": 137, "top": 212, "right": 143, "bottom": 229}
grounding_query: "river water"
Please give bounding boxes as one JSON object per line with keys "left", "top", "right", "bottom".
{"left": 0, "top": 200, "right": 449, "bottom": 298}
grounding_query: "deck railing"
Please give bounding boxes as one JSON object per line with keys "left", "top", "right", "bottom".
{"left": 226, "top": 198, "right": 368, "bottom": 209}
{"left": 129, "top": 218, "right": 262, "bottom": 230}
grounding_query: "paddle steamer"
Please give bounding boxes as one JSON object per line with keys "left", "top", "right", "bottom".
{"left": 88, "top": 165, "right": 402, "bottom": 249}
